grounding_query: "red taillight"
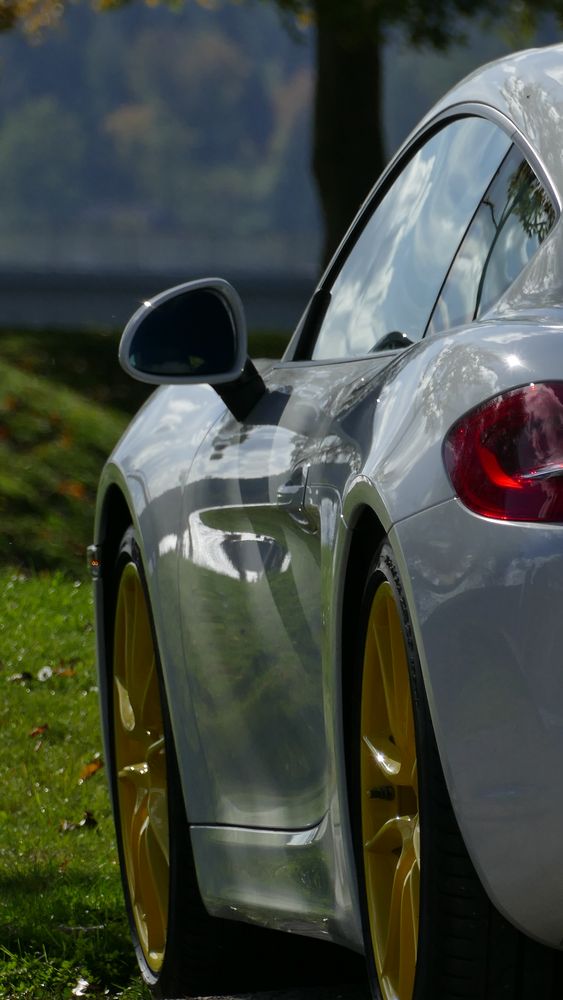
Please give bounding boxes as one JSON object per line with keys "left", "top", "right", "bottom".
{"left": 444, "top": 382, "right": 563, "bottom": 522}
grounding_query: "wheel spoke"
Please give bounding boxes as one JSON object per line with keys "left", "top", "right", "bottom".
{"left": 381, "top": 823, "right": 418, "bottom": 984}
{"left": 147, "top": 739, "right": 169, "bottom": 865}
{"left": 115, "top": 565, "right": 162, "bottom": 740}
{"left": 138, "top": 817, "right": 168, "bottom": 957}
{"left": 363, "top": 733, "right": 408, "bottom": 783}
{"left": 364, "top": 814, "right": 415, "bottom": 855}
{"left": 369, "top": 607, "right": 396, "bottom": 735}
{"left": 113, "top": 556, "right": 170, "bottom": 975}
{"left": 360, "top": 577, "right": 420, "bottom": 1000}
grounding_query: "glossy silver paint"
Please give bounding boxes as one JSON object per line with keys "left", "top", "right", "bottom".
{"left": 94, "top": 44, "right": 563, "bottom": 951}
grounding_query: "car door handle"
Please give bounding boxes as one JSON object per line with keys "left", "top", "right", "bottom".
{"left": 276, "top": 482, "right": 307, "bottom": 510}
{"left": 276, "top": 465, "right": 310, "bottom": 511}
{"left": 276, "top": 467, "right": 318, "bottom": 532}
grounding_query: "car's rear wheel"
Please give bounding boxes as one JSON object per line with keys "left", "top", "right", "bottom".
{"left": 356, "top": 544, "right": 562, "bottom": 1000}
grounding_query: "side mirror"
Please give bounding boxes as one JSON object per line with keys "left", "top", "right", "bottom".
{"left": 119, "top": 277, "right": 266, "bottom": 421}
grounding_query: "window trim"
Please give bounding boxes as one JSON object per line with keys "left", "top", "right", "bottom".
{"left": 285, "top": 101, "right": 560, "bottom": 365}
{"left": 423, "top": 142, "right": 557, "bottom": 338}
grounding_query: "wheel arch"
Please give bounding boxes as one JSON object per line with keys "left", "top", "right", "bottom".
{"left": 340, "top": 504, "right": 386, "bottom": 796}
{"left": 97, "top": 484, "right": 134, "bottom": 667}
{"left": 93, "top": 484, "right": 136, "bottom": 779}
{"left": 98, "top": 485, "right": 134, "bottom": 581}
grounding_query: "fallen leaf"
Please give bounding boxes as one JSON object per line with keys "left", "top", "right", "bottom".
{"left": 54, "top": 666, "right": 76, "bottom": 678}
{"left": 58, "top": 480, "right": 87, "bottom": 500}
{"left": 29, "top": 724, "right": 49, "bottom": 738}
{"left": 79, "top": 758, "right": 103, "bottom": 783}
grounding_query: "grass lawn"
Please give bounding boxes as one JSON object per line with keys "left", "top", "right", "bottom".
{"left": 0, "top": 569, "right": 150, "bottom": 999}
{"left": 0, "top": 324, "right": 291, "bottom": 998}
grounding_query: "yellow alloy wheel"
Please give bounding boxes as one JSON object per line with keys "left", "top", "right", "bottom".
{"left": 360, "top": 580, "right": 420, "bottom": 1000}
{"left": 113, "top": 561, "right": 169, "bottom": 974}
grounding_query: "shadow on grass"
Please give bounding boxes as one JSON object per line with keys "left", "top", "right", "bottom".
{"left": 0, "top": 867, "right": 139, "bottom": 993}
{"left": 0, "top": 866, "right": 369, "bottom": 998}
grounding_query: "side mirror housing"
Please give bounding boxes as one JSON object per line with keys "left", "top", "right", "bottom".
{"left": 119, "top": 277, "right": 266, "bottom": 421}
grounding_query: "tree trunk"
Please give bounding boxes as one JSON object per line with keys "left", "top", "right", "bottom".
{"left": 312, "top": 4, "right": 385, "bottom": 268}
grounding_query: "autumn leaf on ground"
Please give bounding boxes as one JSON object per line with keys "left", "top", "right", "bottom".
{"left": 79, "top": 756, "right": 103, "bottom": 783}
{"left": 29, "top": 724, "right": 49, "bottom": 738}
{"left": 58, "top": 479, "right": 87, "bottom": 499}
{"left": 55, "top": 656, "right": 80, "bottom": 677}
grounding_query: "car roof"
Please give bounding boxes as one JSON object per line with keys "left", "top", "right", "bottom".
{"left": 418, "top": 43, "right": 563, "bottom": 200}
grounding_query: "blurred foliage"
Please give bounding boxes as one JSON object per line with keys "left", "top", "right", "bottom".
{"left": 2, "top": 0, "right": 560, "bottom": 45}
{"left": 0, "top": 2, "right": 319, "bottom": 268}
{"left": 0, "top": 326, "right": 289, "bottom": 576}
{"left": 0, "top": 0, "right": 557, "bottom": 273}
{"left": 0, "top": 356, "right": 127, "bottom": 575}
{"left": 0, "top": 97, "right": 85, "bottom": 224}
{"left": 264, "top": 0, "right": 563, "bottom": 49}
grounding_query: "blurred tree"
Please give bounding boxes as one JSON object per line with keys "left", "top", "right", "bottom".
{"left": 0, "top": 95, "right": 85, "bottom": 223}
{"left": 2, "top": 0, "right": 562, "bottom": 265}
{"left": 272, "top": 0, "right": 563, "bottom": 263}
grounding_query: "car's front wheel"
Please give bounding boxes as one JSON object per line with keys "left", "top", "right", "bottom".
{"left": 111, "top": 526, "right": 221, "bottom": 996}
{"left": 109, "top": 526, "right": 363, "bottom": 996}
{"left": 356, "top": 544, "right": 562, "bottom": 1000}
{"left": 110, "top": 527, "right": 285, "bottom": 997}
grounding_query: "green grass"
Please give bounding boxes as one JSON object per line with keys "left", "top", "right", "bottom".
{"left": 0, "top": 324, "right": 292, "bottom": 998}
{"left": 0, "top": 570, "right": 150, "bottom": 999}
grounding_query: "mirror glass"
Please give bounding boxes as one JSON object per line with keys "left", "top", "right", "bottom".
{"left": 128, "top": 288, "right": 238, "bottom": 378}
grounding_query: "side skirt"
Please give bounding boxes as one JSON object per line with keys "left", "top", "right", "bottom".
{"left": 189, "top": 815, "right": 364, "bottom": 952}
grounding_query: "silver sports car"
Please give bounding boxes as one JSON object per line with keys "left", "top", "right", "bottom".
{"left": 92, "top": 44, "right": 563, "bottom": 1000}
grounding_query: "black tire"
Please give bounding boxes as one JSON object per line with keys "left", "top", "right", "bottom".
{"left": 354, "top": 543, "right": 562, "bottom": 1000}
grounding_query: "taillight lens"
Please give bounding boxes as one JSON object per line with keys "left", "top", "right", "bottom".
{"left": 444, "top": 382, "right": 563, "bottom": 522}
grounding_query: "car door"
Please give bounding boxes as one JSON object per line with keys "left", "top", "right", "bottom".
{"left": 177, "top": 113, "right": 515, "bottom": 831}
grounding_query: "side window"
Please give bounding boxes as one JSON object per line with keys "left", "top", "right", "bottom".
{"left": 428, "top": 146, "right": 556, "bottom": 335}
{"left": 311, "top": 118, "right": 511, "bottom": 361}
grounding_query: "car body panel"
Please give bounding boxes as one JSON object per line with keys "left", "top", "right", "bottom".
{"left": 93, "top": 43, "right": 563, "bottom": 953}
{"left": 391, "top": 501, "right": 563, "bottom": 946}
{"left": 189, "top": 817, "right": 363, "bottom": 950}
{"left": 418, "top": 45, "right": 563, "bottom": 198}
